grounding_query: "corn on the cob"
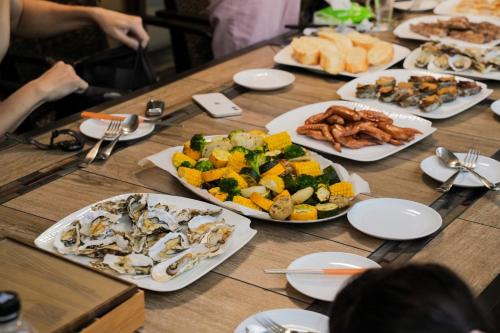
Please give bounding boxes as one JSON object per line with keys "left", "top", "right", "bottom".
{"left": 183, "top": 141, "right": 201, "bottom": 160}
{"left": 178, "top": 167, "right": 203, "bottom": 187}
{"left": 202, "top": 168, "right": 227, "bottom": 183}
{"left": 329, "top": 181, "right": 355, "bottom": 198}
{"left": 264, "top": 131, "right": 292, "bottom": 151}
{"left": 209, "top": 149, "right": 231, "bottom": 168}
{"left": 250, "top": 192, "right": 273, "bottom": 211}
{"left": 208, "top": 187, "right": 228, "bottom": 201}
{"left": 261, "top": 162, "right": 286, "bottom": 178}
{"left": 274, "top": 189, "right": 291, "bottom": 200}
{"left": 290, "top": 204, "right": 317, "bottom": 220}
{"left": 259, "top": 175, "right": 285, "bottom": 193}
{"left": 233, "top": 195, "right": 261, "bottom": 211}
{"left": 291, "top": 161, "right": 322, "bottom": 176}
{"left": 172, "top": 152, "right": 197, "bottom": 168}
{"left": 224, "top": 169, "right": 248, "bottom": 188}
{"left": 248, "top": 129, "right": 268, "bottom": 139}
{"left": 227, "top": 151, "right": 247, "bottom": 172}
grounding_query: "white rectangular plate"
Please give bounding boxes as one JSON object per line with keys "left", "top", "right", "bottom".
{"left": 265, "top": 100, "right": 436, "bottom": 162}
{"left": 393, "top": 15, "right": 500, "bottom": 49}
{"left": 403, "top": 47, "right": 500, "bottom": 81}
{"left": 434, "top": 0, "right": 499, "bottom": 18}
{"left": 273, "top": 43, "right": 410, "bottom": 78}
{"left": 35, "top": 193, "right": 257, "bottom": 292}
{"left": 142, "top": 144, "right": 370, "bottom": 223}
{"left": 336, "top": 69, "right": 492, "bottom": 119}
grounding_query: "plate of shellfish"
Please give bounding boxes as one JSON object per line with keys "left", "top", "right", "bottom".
{"left": 35, "top": 193, "right": 257, "bottom": 292}
{"left": 266, "top": 101, "right": 436, "bottom": 162}
{"left": 337, "top": 69, "right": 493, "bottom": 119}
{"left": 403, "top": 41, "right": 500, "bottom": 81}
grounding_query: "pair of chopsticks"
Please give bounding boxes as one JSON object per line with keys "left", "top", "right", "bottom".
{"left": 265, "top": 268, "right": 367, "bottom": 275}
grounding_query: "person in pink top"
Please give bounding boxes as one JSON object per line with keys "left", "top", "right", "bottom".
{"left": 208, "top": 0, "right": 301, "bottom": 58}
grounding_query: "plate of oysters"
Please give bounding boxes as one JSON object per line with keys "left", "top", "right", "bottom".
{"left": 404, "top": 41, "right": 500, "bottom": 81}
{"left": 35, "top": 193, "right": 256, "bottom": 292}
{"left": 337, "top": 69, "right": 492, "bottom": 119}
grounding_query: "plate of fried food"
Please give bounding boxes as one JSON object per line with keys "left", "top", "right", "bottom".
{"left": 337, "top": 69, "right": 492, "bottom": 119}
{"left": 394, "top": 15, "right": 500, "bottom": 49}
{"left": 143, "top": 130, "right": 369, "bottom": 223}
{"left": 273, "top": 28, "right": 410, "bottom": 77}
{"left": 403, "top": 41, "right": 500, "bottom": 81}
{"left": 434, "top": 0, "right": 500, "bottom": 17}
{"left": 35, "top": 193, "right": 257, "bottom": 292}
{"left": 266, "top": 101, "right": 435, "bottom": 162}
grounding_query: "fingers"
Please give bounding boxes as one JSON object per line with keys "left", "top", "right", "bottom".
{"left": 114, "top": 28, "right": 140, "bottom": 50}
{"left": 127, "top": 16, "right": 150, "bottom": 48}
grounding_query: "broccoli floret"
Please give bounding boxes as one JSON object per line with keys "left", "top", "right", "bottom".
{"left": 317, "top": 166, "right": 340, "bottom": 185}
{"left": 228, "top": 129, "right": 244, "bottom": 140}
{"left": 194, "top": 159, "right": 214, "bottom": 172}
{"left": 230, "top": 146, "right": 251, "bottom": 155}
{"left": 179, "top": 161, "right": 193, "bottom": 168}
{"left": 245, "top": 150, "right": 268, "bottom": 174}
{"left": 219, "top": 177, "right": 240, "bottom": 200}
{"left": 283, "top": 144, "right": 305, "bottom": 159}
{"left": 282, "top": 174, "right": 298, "bottom": 193}
{"left": 296, "top": 174, "right": 317, "bottom": 190}
{"left": 190, "top": 134, "right": 206, "bottom": 152}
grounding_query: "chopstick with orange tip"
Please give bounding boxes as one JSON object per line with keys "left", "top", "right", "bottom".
{"left": 81, "top": 111, "right": 182, "bottom": 126}
{"left": 264, "top": 268, "right": 367, "bottom": 275}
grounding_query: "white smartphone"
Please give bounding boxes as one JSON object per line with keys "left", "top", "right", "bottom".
{"left": 192, "top": 93, "right": 242, "bottom": 118}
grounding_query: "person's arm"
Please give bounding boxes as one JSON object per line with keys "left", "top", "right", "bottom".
{"left": 0, "top": 62, "right": 88, "bottom": 136}
{"left": 13, "top": 0, "right": 149, "bottom": 49}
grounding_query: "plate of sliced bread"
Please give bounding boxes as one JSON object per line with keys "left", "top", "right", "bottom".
{"left": 274, "top": 29, "right": 410, "bottom": 77}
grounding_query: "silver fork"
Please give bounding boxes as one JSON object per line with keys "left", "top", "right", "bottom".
{"left": 79, "top": 120, "right": 121, "bottom": 168}
{"left": 437, "top": 148, "right": 475, "bottom": 192}
{"left": 463, "top": 149, "right": 499, "bottom": 190}
{"left": 255, "top": 314, "right": 318, "bottom": 333}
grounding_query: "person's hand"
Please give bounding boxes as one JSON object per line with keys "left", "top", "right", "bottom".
{"left": 33, "top": 61, "right": 88, "bottom": 102}
{"left": 92, "top": 8, "right": 150, "bottom": 50}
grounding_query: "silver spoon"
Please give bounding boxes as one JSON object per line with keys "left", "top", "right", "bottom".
{"left": 99, "top": 115, "right": 139, "bottom": 160}
{"left": 435, "top": 147, "right": 497, "bottom": 190}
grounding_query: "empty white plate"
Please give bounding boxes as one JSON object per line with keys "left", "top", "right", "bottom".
{"left": 80, "top": 114, "right": 154, "bottom": 141}
{"left": 348, "top": 198, "right": 442, "bottom": 240}
{"left": 233, "top": 68, "right": 295, "bottom": 91}
{"left": 491, "top": 100, "right": 500, "bottom": 117}
{"left": 234, "top": 309, "right": 329, "bottom": 333}
{"left": 286, "top": 252, "right": 380, "bottom": 302}
{"left": 420, "top": 154, "right": 500, "bottom": 187}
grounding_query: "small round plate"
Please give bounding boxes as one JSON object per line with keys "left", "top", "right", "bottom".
{"left": 491, "top": 100, "right": 500, "bottom": 117}
{"left": 80, "top": 114, "right": 154, "bottom": 141}
{"left": 234, "top": 309, "right": 329, "bottom": 333}
{"left": 347, "top": 198, "right": 442, "bottom": 240}
{"left": 420, "top": 154, "right": 500, "bottom": 187}
{"left": 394, "top": 0, "right": 439, "bottom": 11}
{"left": 286, "top": 252, "right": 380, "bottom": 302}
{"left": 233, "top": 68, "right": 295, "bottom": 91}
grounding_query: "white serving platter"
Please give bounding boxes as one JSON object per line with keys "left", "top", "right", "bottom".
{"left": 403, "top": 47, "right": 500, "bottom": 81}
{"left": 434, "top": 0, "right": 500, "bottom": 17}
{"left": 35, "top": 193, "right": 257, "bottom": 292}
{"left": 142, "top": 142, "right": 370, "bottom": 223}
{"left": 393, "top": 15, "right": 500, "bottom": 49}
{"left": 273, "top": 43, "right": 410, "bottom": 78}
{"left": 265, "top": 100, "right": 436, "bottom": 162}
{"left": 336, "top": 69, "right": 493, "bottom": 119}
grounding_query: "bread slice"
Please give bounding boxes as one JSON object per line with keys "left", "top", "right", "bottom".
{"left": 291, "top": 36, "right": 333, "bottom": 65}
{"left": 346, "top": 31, "right": 380, "bottom": 50}
{"left": 367, "top": 41, "right": 394, "bottom": 66}
{"left": 319, "top": 44, "right": 345, "bottom": 74}
{"left": 317, "top": 29, "right": 353, "bottom": 54}
{"left": 344, "top": 47, "right": 369, "bottom": 73}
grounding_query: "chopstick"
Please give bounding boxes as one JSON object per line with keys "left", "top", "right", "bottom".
{"left": 264, "top": 268, "right": 367, "bottom": 275}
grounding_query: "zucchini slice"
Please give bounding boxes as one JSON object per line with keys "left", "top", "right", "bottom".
{"left": 291, "top": 187, "right": 314, "bottom": 204}
{"left": 259, "top": 160, "right": 280, "bottom": 175}
{"left": 239, "top": 167, "right": 260, "bottom": 186}
{"left": 316, "top": 203, "right": 339, "bottom": 219}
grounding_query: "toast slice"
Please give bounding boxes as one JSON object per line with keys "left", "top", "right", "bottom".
{"left": 291, "top": 36, "right": 333, "bottom": 65}
{"left": 346, "top": 31, "right": 380, "bottom": 50}
{"left": 344, "top": 47, "right": 369, "bottom": 73}
{"left": 317, "top": 29, "right": 353, "bottom": 54}
{"left": 319, "top": 44, "right": 345, "bottom": 74}
{"left": 367, "top": 41, "right": 394, "bottom": 66}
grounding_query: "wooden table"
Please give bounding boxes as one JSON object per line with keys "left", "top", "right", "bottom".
{"left": 1, "top": 12, "right": 499, "bottom": 332}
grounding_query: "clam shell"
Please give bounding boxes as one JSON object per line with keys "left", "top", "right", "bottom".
{"left": 147, "top": 232, "right": 190, "bottom": 262}
{"left": 448, "top": 54, "right": 472, "bottom": 72}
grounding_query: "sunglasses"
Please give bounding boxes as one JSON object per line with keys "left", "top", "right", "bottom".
{"left": 6, "top": 129, "right": 85, "bottom": 152}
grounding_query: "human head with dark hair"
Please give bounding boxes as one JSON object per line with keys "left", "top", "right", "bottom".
{"left": 329, "top": 263, "right": 495, "bottom": 333}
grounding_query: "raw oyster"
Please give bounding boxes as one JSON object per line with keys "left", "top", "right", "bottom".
{"left": 92, "top": 199, "right": 128, "bottom": 215}
{"left": 151, "top": 246, "right": 206, "bottom": 282}
{"left": 127, "top": 194, "right": 148, "bottom": 222}
{"left": 484, "top": 48, "right": 500, "bottom": 67}
{"left": 415, "top": 51, "right": 433, "bottom": 68}
{"left": 198, "top": 223, "right": 234, "bottom": 257}
{"left": 102, "top": 253, "right": 153, "bottom": 275}
{"left": 54, "top": 221, "right": 80, "bottom": 254}
{"left": 77, "top": 234, "right": 130, "bottom": 257}
{"left": 428, "top": 54, "right": 449, "bottom": 71}
{"left": 448, "top": 54, "right": 472, "bottom": 71}
{"left": 187, "top": 215, "right": 224, "bottom": 243}
{"left": 148, "top": 232, "right": 190, "bottom": 262}
{"left": 135, "top": 208, "right": 179, "bottom": 235}
{"left": 171, "top": 208, "right": 222, "bottom": 224}
{"left": 79, "top": 210, "right": 120, "bottom": 238}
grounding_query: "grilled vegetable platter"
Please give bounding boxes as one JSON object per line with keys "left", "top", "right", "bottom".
{"left": 144, "top": 130, "right": 369, "bottom": 223}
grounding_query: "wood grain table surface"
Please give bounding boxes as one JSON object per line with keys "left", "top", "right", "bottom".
{"left": 0, "top": 11, "right": 499, "bottom": 333}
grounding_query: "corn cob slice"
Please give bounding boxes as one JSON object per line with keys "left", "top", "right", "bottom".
{"left": 233, "top": 195, "right": 261, "bottom": 211}
{"left": 183, "top": 141, "right": 201, "bottom": 160}
{"left": 178, "top": 167, "right": 203, "bottom": 187}
{"left": 259, "top": 175, "right": 285, "bottom": 193}
{"left": 172, "top": 152, "right": 197, "bottom": 168}
{"left": 274, "top": 189, "right": 291, "bottom": 200}
{"left": 208, "top": 187, "right": 228, "bottom": 202}
{"left": 224, "top": 169, "right": 248, "bottom": 189}
{"left": 261, "top": 162, "right": 286, "bottom": 178}
{"left": 291, "top": 161, "right": 322, "bottom": 176}
{"left": 329, "top": 181, "right": 355, "bottom": 198}
{"left": 202, "top": 168, "right": 227, "bottom": 183}
{"left": 290, "top": 204, "right": 317, "bottom": 220}
{"left": 250, "top": 192, "right": 273, "bottom": 211}
{"left": 227, "top": 151, "right": 247, "bottom": 173}
{"left": 209, "top": 149, "right": 231, "bottom": 168}
{"left": 264, "top": 131, "right": 292, "bottom": 151}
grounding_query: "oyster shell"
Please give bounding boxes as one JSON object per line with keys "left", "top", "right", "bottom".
{"left": 79, "top": 210, "right": 120, "bottom": 238}
{"left": 148, "top": 232, "right": 190, "bottom": 262}
{"left": 428, "top": 54, "right": 449, "bottom": 71}
{"left": 151, "top": 246, "right": 207, "bottom": 282}
{"left": 54, "top": 221, "right": 80, "bottom": 254}
{"left": 127, "top": 194, "right": 148, "bottom": 222}
{"left": 448, "top": 54, "right": 472, "bottom": 72}
{"left": 92, "top": 199, "right": 128, "bottom": 215}
{"left": 135, "top": 208, "right": 179, "bottom": 235}
{"left": 77, "top": 234, "right": 130, "bottom": 257}
{"left": 102, "top": 253, "right": 153, "bottom": 275}
{"left": 187, "top": 215, "right": 225, "bottom": 243}
{"left": 198, "top": 224, "right": 234, "bottom": 257}
{"left": 415, "top": 51, "right": 433, "bottom": 68}
{"left": 484, "top": 48, "right": 500, "bottom": 67}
